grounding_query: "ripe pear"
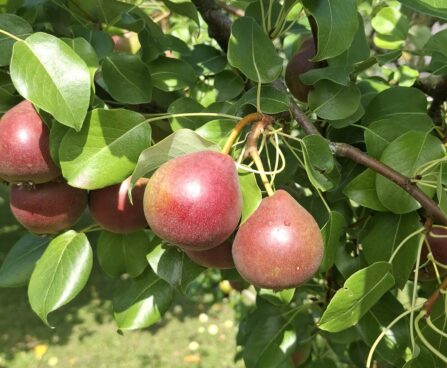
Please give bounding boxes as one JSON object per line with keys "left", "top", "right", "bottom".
{"left": 143, "top": 151, "right": 242, "bottom": 250}
{"left": 10, "top": 181, "right": 87, "bottom": 234}
{"left": 0, "top": 101, "right": 61, "bottom": 183}
{"left": 418, "top": 226, "right": 447, "bottom": 281}
{"left": 285, "top": 38, "right": 318, "bottom": 102}
{"left": 184, "top": 240, "right": 234, "bottom": 269}
{"left": 232, "top": 190, "right": 323, "bottom": 290}
{"left": 89, "top": 177, "right": 149, "bottom": 234}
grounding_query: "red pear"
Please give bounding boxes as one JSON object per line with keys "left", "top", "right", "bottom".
{"left": 89, "top": 177, "right": 149, "bottom": 234}
{"left": 232, "top": 190, "right": 324, "bottom": 290}
{"left": 285, "top": 38, "right": 318, "bottom": 102}
{"left": 0, "top": 101, "right": 61, "bottom": 184}
{"left": 10, "top": 181, "right": 87, "bottom": 234}
{"left": 143, "top": 151, "right": 242, "bottom": 250}
{"left": 184, "top": 240, "right": 234, "bottom": 269}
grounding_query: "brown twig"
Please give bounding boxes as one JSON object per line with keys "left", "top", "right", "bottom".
{"left": 287, "top": 92, "right": 447, "bottom": 226}
{"left": 423, "top": 275, "right": 447, "bottom": 316}
{"left": 217, "top": 0, "right": 244, "bottom": 17}
{"left": 222, "top": 112, "right": 264, "bottom": 155}
{"left": 191, "top": 0, "right": 232, "bottom": 52}
{"left": 414, "top": 77, "right": 447, "bottom": 126}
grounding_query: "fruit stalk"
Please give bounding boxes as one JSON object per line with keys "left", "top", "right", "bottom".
{"left": 221, "top": 112, "right": 264, "bottom": 155}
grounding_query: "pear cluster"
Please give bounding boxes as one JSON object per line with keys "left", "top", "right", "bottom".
{"left": 0, "top": 101, "right": 87, "bottom": 234}
{"left": 143, "top": 150, "right": 324, "bottom": 290}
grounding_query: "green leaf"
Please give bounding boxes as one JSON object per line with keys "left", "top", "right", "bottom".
{"left": 239, "top": 172, "right": 262, "bottom": 224}
{"left": 320, "top": 211, "right": 345, "bottom": 273}
{"left": 97, "top": 231, "right": 151, "bottom": 278}
{"left": 302, "top": 0, "right": 358, "bottom": 61}
{"left": 318, "top": 262, "right": 395, "bottom": 332}
{"left": 343, "top": 169, "right": 387, "bottom": 211}
{"left": 360, "top": 212, "right": 421, "bottom": 288}
{"left": 70, "top": 25, "right": 114, "bottom": 60}
{"left": 168, "top": 97, "right": 205, "bottom": 131}
{"left": 130, "top": 129, "right": 219, "bottom": 187}
{"left": 362, "top": 87, "right": 428, "bottom": 125}
{"left": 376, "top": 131, "right": 445, "bottom": 214}
{"left": 259, "top": 288, "right": 295, "bottom": 306}
{"left": 10, "top": 32, "right": 91, "bottom": 131}
{"left": 0, "top": 14, "right": 32, "bottom": 66}
{"left": 424, "top": 29, "right": 447, "bottom": 59}
{"left": 214, "top": 70, "right": 245, "bottom": 102}
{"left": 0, "top": 234, "right": 49, "bottom": 287}
{"left": 301, "top": 135, "right": 335, "bottom": 191}
{"left": 300, "top": 65, "right": 354, "bottom": 86}
{"left": 60, "top": 108, "right": 150, "bottom": 190}
{"left": 398, "top": 0, "right": 447, "bottom": 20}
{"left": 147, "top": 243, "right": 204, "bottom": 293}
{"left": 62, "top": 37, "right": 99, "bottom": 86}
{"left": 364, "top": 116, "right": 433, "bottom": 159}
{"left": 195, "top": 119, "right": 235, "bottom": 148}
{"left": 236, "top": 86, "right": 290, "bottom": 114}
{"left": 184, "top": 44, "right": 227, "bottom": 75}
{"left": 102, "top": 54, "right": 152, "bottom": 104}
{"left": 228, "top": 17, "right": 283, "bottom": 83}
{"left": 308, "top": 81, "right": 361, "bottom": 120}
{"left": 0, "top": 70, "right": 20, "bottom": 113}
{"left": 149, "top": 56, "right": 196, "bottom": 91}
{"left": 28, "top": 231, "right": 93, "bottom": 326}
{"left": 160, "top": 0, "right": 200, "bottom": 26}
{"left": 113, "top": 269, "right": 174, "bottom": 330}
{"left": 371, "top": 7, "right": 410, "bottom": 39}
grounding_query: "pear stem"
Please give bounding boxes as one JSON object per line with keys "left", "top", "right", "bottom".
{"left": 222, "top": 112, "right": 264, "bottom": 155}
{"left": 245, "top": 117, "right": 275, "bottom": 196}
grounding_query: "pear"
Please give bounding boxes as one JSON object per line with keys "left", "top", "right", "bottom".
{"left": 232, "top": 190, "right": 323, "bottom": 290}
{"left": 143, "top": 151, "right": 242, "bottom": 250}
{"left": 184, "top": 240, "right": 234, "bottom": 269}
{"left": 285, "top": 38, "right": 318, "bottom": 102}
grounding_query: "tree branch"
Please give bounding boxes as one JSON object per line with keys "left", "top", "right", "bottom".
{"left": 191, "top": 0, "right": 232, "bottom": 52}
{"left": 217, "top": 0, "right": 244, "bottom": 17}
{"left": 287, "top": 95, "right": 447, "bottom": 226}
{"left": 414, "top": 77, "right": 447, "bottom": 125}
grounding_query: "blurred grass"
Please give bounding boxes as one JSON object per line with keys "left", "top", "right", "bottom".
{"left": 0, "top": 184, "right": 244, "bottom": 368}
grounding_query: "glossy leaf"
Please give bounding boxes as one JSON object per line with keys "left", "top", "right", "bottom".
{"left": 10, "top": 32, "right": 91, "bottom": 130}
{"left": 236, "top": 86, "right": 289, "bottom": 114}
{"left": 184, "top": 44, "right": 227, "bottom": 75}
{"left": 0, "top": 234, "right": 49, "bottom": 287}
{"left": 308, "top": 81, "right": 361, "bottom": 120}
{"left": 60, "top": 108, "right": 150, "bottom": 189}
{"left": 301, "top": 135, "right": 335, "bottom": 191}
{"left": 302, "top": 0, "right": 358, "bottom": 60}
{"left": 228, "top": 17, "right": 283, "bottom": 83}
{"left": 321, "top": 211, "right": 346, "bottom": 273}
{"left": 0, "top": 14, "right": 32, "bottom": 66}
{"left": 343, "top": 169, "right": 387, "bottom": 211}
{"left": 130, "top": 129, "right": 219, "bottom": 187}
{"left": 398, "top": 0, "right": 447, "bottom": 20}
{"left": 150, "top": 56, "right": 196, "bottom": 91}
{"left": 195, "top": 119, "right": 235, "bottom": 148}
{"left": 239, "top": 172, "right": 262, "bottom": 224}
{"left": 319, "top": 262, "right": 395, "bottom": 332}
{"left": 214, "top": 70, "right": 245, "bottom": 102}
{"left": 361, "top": 212, "right": 421, "bottom": 288}
{"left": 160, "top": 0, "right": 200, "bottom": 26}
{"left": 376, "top": 131, "right": 445, "bottom": 214}
{"left": 97, "top": 231, "right": 151, "bottom": 278}
{"left": 113, "top": 269, "right": 173, "bottom": 330}
{"left": 147, "top": 243, "right": 204, "bottom": 293}
{"left": 362, "top": 87, "right": 428, "bottom": 125}
{"left": 28, "top": 231, "right": 93, "bottom": 326}
{"left": 102, "top": 54, "right": 152, "bottom": 104}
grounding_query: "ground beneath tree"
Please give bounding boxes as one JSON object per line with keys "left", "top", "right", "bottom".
{"left": 0, "top": 269, "right": 243, "bottom": 368}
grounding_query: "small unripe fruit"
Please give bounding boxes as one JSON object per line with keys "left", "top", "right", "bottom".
{"left": 89, "top": 177, "right": 149, "bottom": 234}
{"left": 10, "top": 181, "right": 87, "bottom": 234}
{"left": 0, "top": 100, "right": 61, "bottom": 184}
{"left": 285, "top": 39, "right": 318, "bottom": 102}
{"left": 184, "top": 240, "right": 234, "bottom": 269}
{"left": 232, "top": 190, "right": 324, "bottom": 290}
{"left": 143, "top": 151, "right": 242, "bottom": 251}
